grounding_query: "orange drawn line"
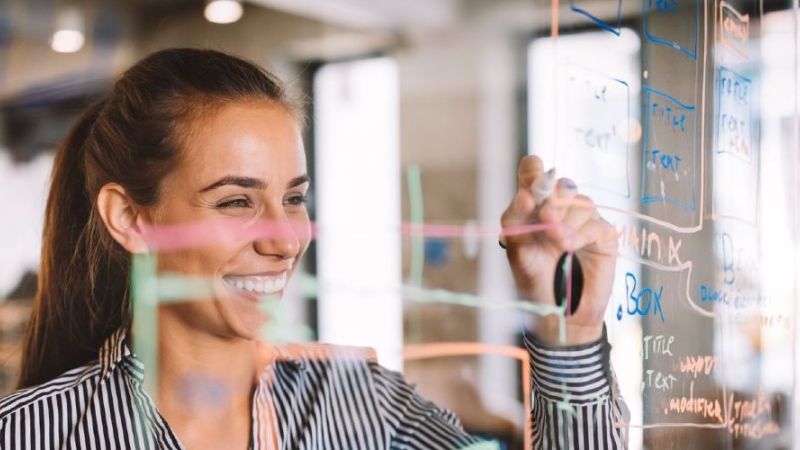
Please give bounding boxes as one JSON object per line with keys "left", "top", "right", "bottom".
{"left": 551, "top": 0, "right": 559, "bottom": 38}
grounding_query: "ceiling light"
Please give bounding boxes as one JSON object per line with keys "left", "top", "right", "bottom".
{"left": 51, "top": 7, "right": 85, "bottom": 53}
{"left": 204, "top": 0, "right": 243, "bottom": 24}
{"left": 51, "top": 29, "right": 85, "bottom": 53}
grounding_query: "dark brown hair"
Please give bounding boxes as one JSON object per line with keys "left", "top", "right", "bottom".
{"left": 18, "top": 48, "right": 299, "bottom": 388}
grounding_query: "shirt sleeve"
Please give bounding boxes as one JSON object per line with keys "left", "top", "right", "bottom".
{"left": 370, "top": 328, "right": 628, "bottom": 450}
{"left": 524, "top": 327, "right": 630, "bottom": 449}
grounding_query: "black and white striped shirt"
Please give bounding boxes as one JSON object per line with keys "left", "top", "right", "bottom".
{"left": 0, "top": 329, "right": 628, "bottom": 449}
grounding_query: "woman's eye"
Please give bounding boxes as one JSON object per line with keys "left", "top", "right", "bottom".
{"left": 217, "top": 198, "right": 252, "bottom": 208}
{"left": 286, "top": 195, "right": 308, "bottom": 206}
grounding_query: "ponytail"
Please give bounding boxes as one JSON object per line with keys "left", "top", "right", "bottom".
{"left": 18, "top": 99, "right": 131, "bottom": 388}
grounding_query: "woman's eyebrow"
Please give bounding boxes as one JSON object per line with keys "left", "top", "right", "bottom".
{"left": 199, "top": 174, "right": 310, "bottom": 192}
{"left": 199, "top": 176, "right": 267, "bottom": 192}
{"left": 287, "top": 174, "right": 310, "bottom": 188}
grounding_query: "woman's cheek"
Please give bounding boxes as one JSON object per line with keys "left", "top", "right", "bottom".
{"left": 291, "top": 214, "right": 312, "bottom": 255}
{"left": 157, "top": 251, "right": 198, "bottom": 275}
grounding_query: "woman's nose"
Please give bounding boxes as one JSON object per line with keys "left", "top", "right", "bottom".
{"left": 253, "top": 210, "right": 301, "bottom": 259}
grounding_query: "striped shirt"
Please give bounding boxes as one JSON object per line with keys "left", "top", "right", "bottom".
{"left": 0, "top": 329, "right": 628, "bottom": 449}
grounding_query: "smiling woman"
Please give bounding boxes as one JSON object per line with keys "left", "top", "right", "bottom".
{"left": 0, "top": 48, "right": 627, "bottom": 450}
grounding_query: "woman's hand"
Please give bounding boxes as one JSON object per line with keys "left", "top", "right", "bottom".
{"left": 500, "top": 155, "right": 619, "bottom": 346}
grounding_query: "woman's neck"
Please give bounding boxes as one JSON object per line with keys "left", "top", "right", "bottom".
{"left": 152, "top": 311, "right": 259, "bottom": 449}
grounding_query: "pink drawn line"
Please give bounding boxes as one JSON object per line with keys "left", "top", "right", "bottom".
{"left": 141, "top": 218, "right": 567, "bottom": 252}
{"left": 402, "top": 222, "right": 562, "bottom": 238}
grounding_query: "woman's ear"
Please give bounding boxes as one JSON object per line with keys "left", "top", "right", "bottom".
{"left": 96, "top": 183, "right": 149, "bottom": 253}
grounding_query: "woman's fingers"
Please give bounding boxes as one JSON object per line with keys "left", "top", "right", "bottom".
{"left": 503, "top": 161, "right": 615, "bottom": 253}
{"left": 538, "top": 177, "right": 580, "bottom": 245}
{"left": 517, "top": 155, "right": 545, "bottom": 190}
{"left": 537, "top": 178, "right": 615, "bottom": 254}
{"left": 569, "top": 217, "right": 619, "bottom": 256}
{"left": 539, "top": 177, "right": 579, "bottom": 220}
{"left": 583, "top": 217, "right": 620, "bottom": 256}
{"left": 501, "top": 156, "right": 545, "bottom": 242}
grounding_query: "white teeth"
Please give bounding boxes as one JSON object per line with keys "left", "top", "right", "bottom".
{"left": 224, "top": 274, "right": 287, "bottom": 295}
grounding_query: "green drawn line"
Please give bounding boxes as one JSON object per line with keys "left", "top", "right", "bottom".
{"left": 155, "top": 272, "right": 315, "bottom": 341}
{"left": 406, "top": 164, "right": 426, "bottom": 344}
{"left": 406, "top": 164, "right": 425, "bottom": 287}
{"left": 149, "top": 270, "right": 567, "bottom": 323}
{"left": 402, "top": 285, "right": 563, "bottom": 316}
{"left": 150, "top": 270, "right": 569, "bottom": 343}
{"left": 457, "top": 442, "right": 502, "bottom": 450}
{"left": 157, "top": 273, "right": 213, "bottom": 300}
{"left": 259, "top": 296, "right": 316, "bottom": 342}
{"left": 131, "top": 253, "right": 159, "bottom": 397}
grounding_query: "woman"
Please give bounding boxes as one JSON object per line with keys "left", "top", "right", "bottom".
{"left": 0, "top": 48, "right": 626, "bottom": 449}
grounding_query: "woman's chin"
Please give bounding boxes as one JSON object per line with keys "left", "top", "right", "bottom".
{"left": 225, "top": 309, "right": 270, "bottom": 341}
{"left": 208, "top": 281, "right": 283, "bottom": 340}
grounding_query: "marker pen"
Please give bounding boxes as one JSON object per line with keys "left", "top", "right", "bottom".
{"left": 534, "top": 168, "right": 584, "bottom": 316}
{"left": 532, "top": 167, "right": 558, "bottom": 205}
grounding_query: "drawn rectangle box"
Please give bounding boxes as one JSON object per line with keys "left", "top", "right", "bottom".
{"left": 719, "top": 1, "right": 749, "bottom": 58}
{"left": 640, "top": 86, "right": 697, "bottom": 211}
{"left": 568, "top": 0, "right": 623, "bottom": 35}
{"left": 713, "top": 67, "right": 757, "bottom": 223}
{"left": 563, "top": 65, "right": 631, "bottom": 198}
{"left": 716, "top": 67, "right": 752, "bottom": 161}
{"left": 643, "top": 0, "right": 701, "bottom": 60}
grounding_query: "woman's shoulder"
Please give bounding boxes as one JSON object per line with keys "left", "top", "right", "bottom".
{"left": 0, "top": 360, "right": 101, "bottom": 423}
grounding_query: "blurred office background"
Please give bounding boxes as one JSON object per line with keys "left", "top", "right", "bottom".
{"left": 0, "top": 1, "right": 798, "bottom": 449}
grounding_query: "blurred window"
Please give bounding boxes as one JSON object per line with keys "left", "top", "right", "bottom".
{"left": 313, "top": 57, "right": 403, "bottom": 370}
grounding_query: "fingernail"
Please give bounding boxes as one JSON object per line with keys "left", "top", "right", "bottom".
{"left": 563, "top": 180, "right": 577, "bottom": 190}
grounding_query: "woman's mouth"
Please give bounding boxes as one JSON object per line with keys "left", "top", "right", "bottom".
{"left": 222, "top": 272, "right": 287, "bottom": 297}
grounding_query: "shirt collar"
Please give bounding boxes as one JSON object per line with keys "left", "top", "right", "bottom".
{"left": 98, "top": 328, "right": 136, "bottom": 382}
{"left": 97, "top": 329, "right": 307, "bottom": 384}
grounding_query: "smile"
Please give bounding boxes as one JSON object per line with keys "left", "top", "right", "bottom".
{"left": 222, "top": 273, "right": 287, "bottom": 295}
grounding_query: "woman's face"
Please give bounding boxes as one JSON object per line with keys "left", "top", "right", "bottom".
{"left": 150, "top": 101, "right": 310, "bottom": 340}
